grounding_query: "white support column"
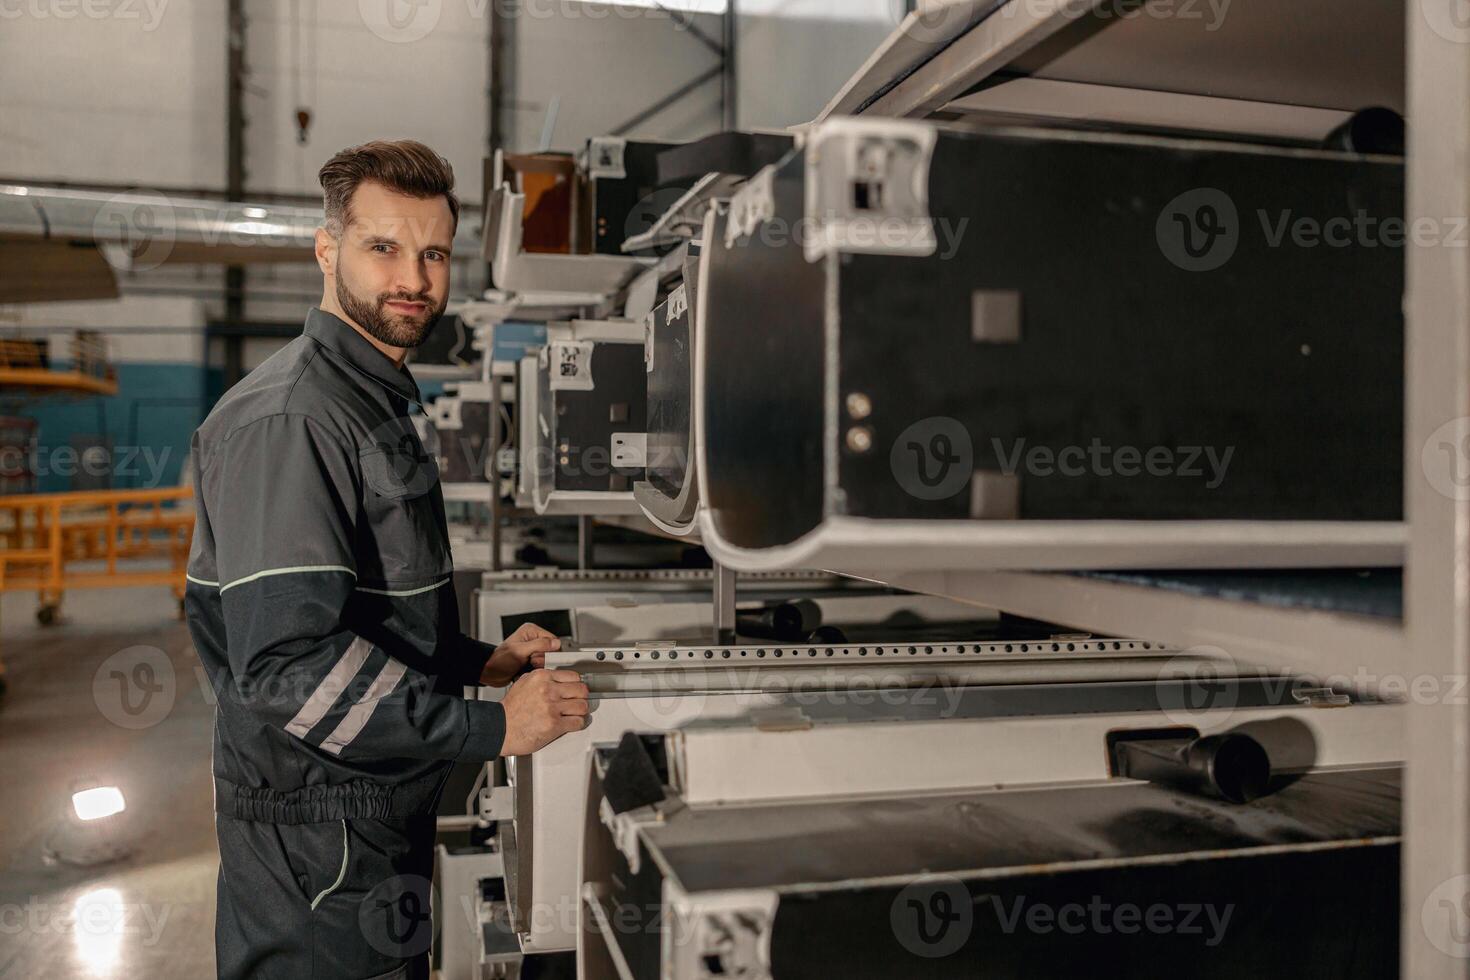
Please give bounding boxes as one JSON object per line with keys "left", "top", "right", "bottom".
{"left": 1404, "top": 0, "right": 1470, "bottom": 974}
{"left": 713, "top": 560, "right": 737, "bottom": 643}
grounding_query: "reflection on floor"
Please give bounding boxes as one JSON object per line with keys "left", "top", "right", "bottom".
{"left": 0, "top": 589, "right": 216, "bottom": 979}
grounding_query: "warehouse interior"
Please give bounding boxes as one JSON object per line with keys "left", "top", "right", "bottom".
{"left": 0, "top": 0, "right": 1463, "bottom": 976}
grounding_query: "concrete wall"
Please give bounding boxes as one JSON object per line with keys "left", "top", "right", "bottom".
{"left": 511, "top": 3, "right": 728, "bottom": 152}
{"left": 0, "top": 0, "right": 901, "bottom": 461}
{"left": 0, "top": 1, "right": 226, "bottom": 188}
{"left": 735, "top": 0, "right": 901, "bottom": 129}
{"left": 0, "top": 0, "right": 900, "bottom": 187}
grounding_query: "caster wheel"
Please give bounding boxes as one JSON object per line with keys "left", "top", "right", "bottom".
{"left": 37, "top": 605, "right": 58, "bottom": 626}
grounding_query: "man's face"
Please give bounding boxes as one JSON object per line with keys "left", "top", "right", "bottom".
{"left": 326, "top": 180, "right": 454, "bottom": 349}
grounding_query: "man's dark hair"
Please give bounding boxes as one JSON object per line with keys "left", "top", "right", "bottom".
{"left": 318, "top": 139, "right": 459, "bottom": 237}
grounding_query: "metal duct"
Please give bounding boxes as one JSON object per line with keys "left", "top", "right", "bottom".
{"left": 0, "top": 183, "right": 481, "bottom": 269}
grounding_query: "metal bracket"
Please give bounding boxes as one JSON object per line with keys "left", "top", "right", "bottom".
{"left": 612, "top": 432, "right": 647, "bottom": 468}
{"left": 664, "top": 883, "right": 779, "bottom": 980}
{"left": 598, "top": 797, "right": 646, "bottom": 875}
{"left": 726, "top": 166, "right": 778, "bottom": 249}
{"left": 804, "top": 117, "right": 939, "bottom": 263}
{"left": 586, "top": 137, "right": 628, "bottom": 180}
{"left": 668, "top": 283, "right": 689, "bottom": 323}
{"left": 478, "top": 784, "right": 514, "bottom": 823}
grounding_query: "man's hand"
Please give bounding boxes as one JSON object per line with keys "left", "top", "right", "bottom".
{"left": 480, "top": 622, "right": 562, "bottom": 687}
{"left": 499, "top": 669, "right": 590, "bottom": 757}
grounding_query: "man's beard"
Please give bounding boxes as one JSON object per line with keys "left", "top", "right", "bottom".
{"left": 336, "top": 274, "right": 446, "bottom": 349}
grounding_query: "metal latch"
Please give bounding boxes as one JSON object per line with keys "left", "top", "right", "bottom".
{"left": 804, "top": 117, "right": 939, "bottom": 263}
{"left": 1292, "top": 687, "right": 1352, "bottom": 707}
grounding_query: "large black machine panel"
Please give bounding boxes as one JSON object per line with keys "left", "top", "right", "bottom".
{"left": 583, "top": 137, "right": 697, "bottom": 256}
{"left": 633, "top": 248, "right": 701, "bottom": 531}
{"left": 698, "top": 119, "right": 1405, "bottom": 553}
{"left": 655, "top": 130, "right": 798, "bottom": 185}
{"left": 584, "top": 742, "right": 1399, "bottom": 980}
{"left": 624, "top": 132, "right": 797, "bottom": 532}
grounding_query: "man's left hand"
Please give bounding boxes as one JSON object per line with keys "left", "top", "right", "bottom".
{"left": 480, "top": 622, "right": 562, "bottom": 687}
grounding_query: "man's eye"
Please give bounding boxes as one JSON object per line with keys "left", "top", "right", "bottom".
{"left": 372, "top": 244, "right": 393, "bottom": 254}
{"left": 425, "top": 251, "right": 446, "bottom": 262}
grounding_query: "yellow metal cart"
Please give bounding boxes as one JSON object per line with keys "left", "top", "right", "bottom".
{"left": 0, "top": 486, "right": 194, "bottom": 624}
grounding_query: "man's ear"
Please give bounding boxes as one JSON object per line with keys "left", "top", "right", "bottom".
{"left": 315, "top": 227, "right": 337, "bottom": 278}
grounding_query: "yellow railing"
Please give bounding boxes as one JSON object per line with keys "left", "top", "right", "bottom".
{"left": 0, "top": 486, "right": 194, "bottom": 623}
{"left": 0, "top": 333, "right": 118, "bottom": 397}
{"left": 0, "top": 338, "right": 46, "bottom": 369}
{"left": 69, "top": 331, "right": 114, "bottom": 381}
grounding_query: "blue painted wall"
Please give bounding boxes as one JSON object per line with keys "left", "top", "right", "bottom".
{"left": 18, "top": 321, "right": 546, "bottom": 494}
{"left": 22, "top": 363, "right": 215, "bottom": 493}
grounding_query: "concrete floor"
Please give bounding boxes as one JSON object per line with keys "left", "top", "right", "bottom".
{"left": 0, "top": 587, "right": 217, "bottom": 978}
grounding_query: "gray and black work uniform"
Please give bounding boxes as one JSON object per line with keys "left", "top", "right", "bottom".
{"left": 185, "top": 308, "right": 505, "bottom": 980}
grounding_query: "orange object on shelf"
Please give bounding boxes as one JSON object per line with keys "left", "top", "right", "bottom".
{"left": 0, "top": 485, "right": 194, "bottom": 623}
{"left": 0, "top": 332, "right": 119, "bottom": 398}
{"left": 503, "top": 153, "right": 581, "bottom": 254}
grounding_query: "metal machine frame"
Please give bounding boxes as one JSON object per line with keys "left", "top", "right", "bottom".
{"left": 449, "top": 0, "right": 1466, "bottom": 970}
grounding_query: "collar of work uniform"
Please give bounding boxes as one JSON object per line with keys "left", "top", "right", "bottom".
{"left": 303, "top": 307, "right": 422, "bottom": 405}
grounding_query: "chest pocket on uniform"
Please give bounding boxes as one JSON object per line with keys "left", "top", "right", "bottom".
{"left": 357, "top": 445, "right": 448, "bottom": 583}
{"left": 360, "top": 445, "right": 438, "bottom": 500}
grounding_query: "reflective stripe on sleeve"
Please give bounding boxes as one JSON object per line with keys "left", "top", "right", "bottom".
{"left": 320, "top": 657, "right": 408, "bottom": 756}
{"left": 283, "top": 635, "right": 373, "bottom": 741}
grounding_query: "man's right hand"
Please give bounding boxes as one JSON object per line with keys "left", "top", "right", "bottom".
{"left": 499, "top": 669, "right": 590, "bottom": 757}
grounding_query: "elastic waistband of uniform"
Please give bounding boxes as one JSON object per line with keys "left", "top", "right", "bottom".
{"left": 214, "top": 773, "right": 444, "bottom": 825}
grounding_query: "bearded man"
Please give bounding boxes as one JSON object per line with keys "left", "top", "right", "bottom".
{"left": 185, "top": 140, "right": 588, "bottom": 980}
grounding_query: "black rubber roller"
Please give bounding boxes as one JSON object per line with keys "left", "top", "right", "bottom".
{"left": 1116, "top": 732, "right": 1272, "bottom": 804}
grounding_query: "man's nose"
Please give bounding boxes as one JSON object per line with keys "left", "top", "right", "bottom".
{"left": 394, "top": 255, "right": 431, "bottom": 296}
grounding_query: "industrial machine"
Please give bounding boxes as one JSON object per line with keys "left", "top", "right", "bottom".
{"left": 431, "top": 1, "right": 1418, "bottom": 973}
{"left": 467, "top": 570, "right": 1011, "bottom": 958}
{"left": 526, "top": 319, "right": 649, "bottom": 516}
{"left": 695, "top": 117, "right": 1404, "bottom": 572}
{"left": 582, "top": 690, "right": 1401, "bottom": 979}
